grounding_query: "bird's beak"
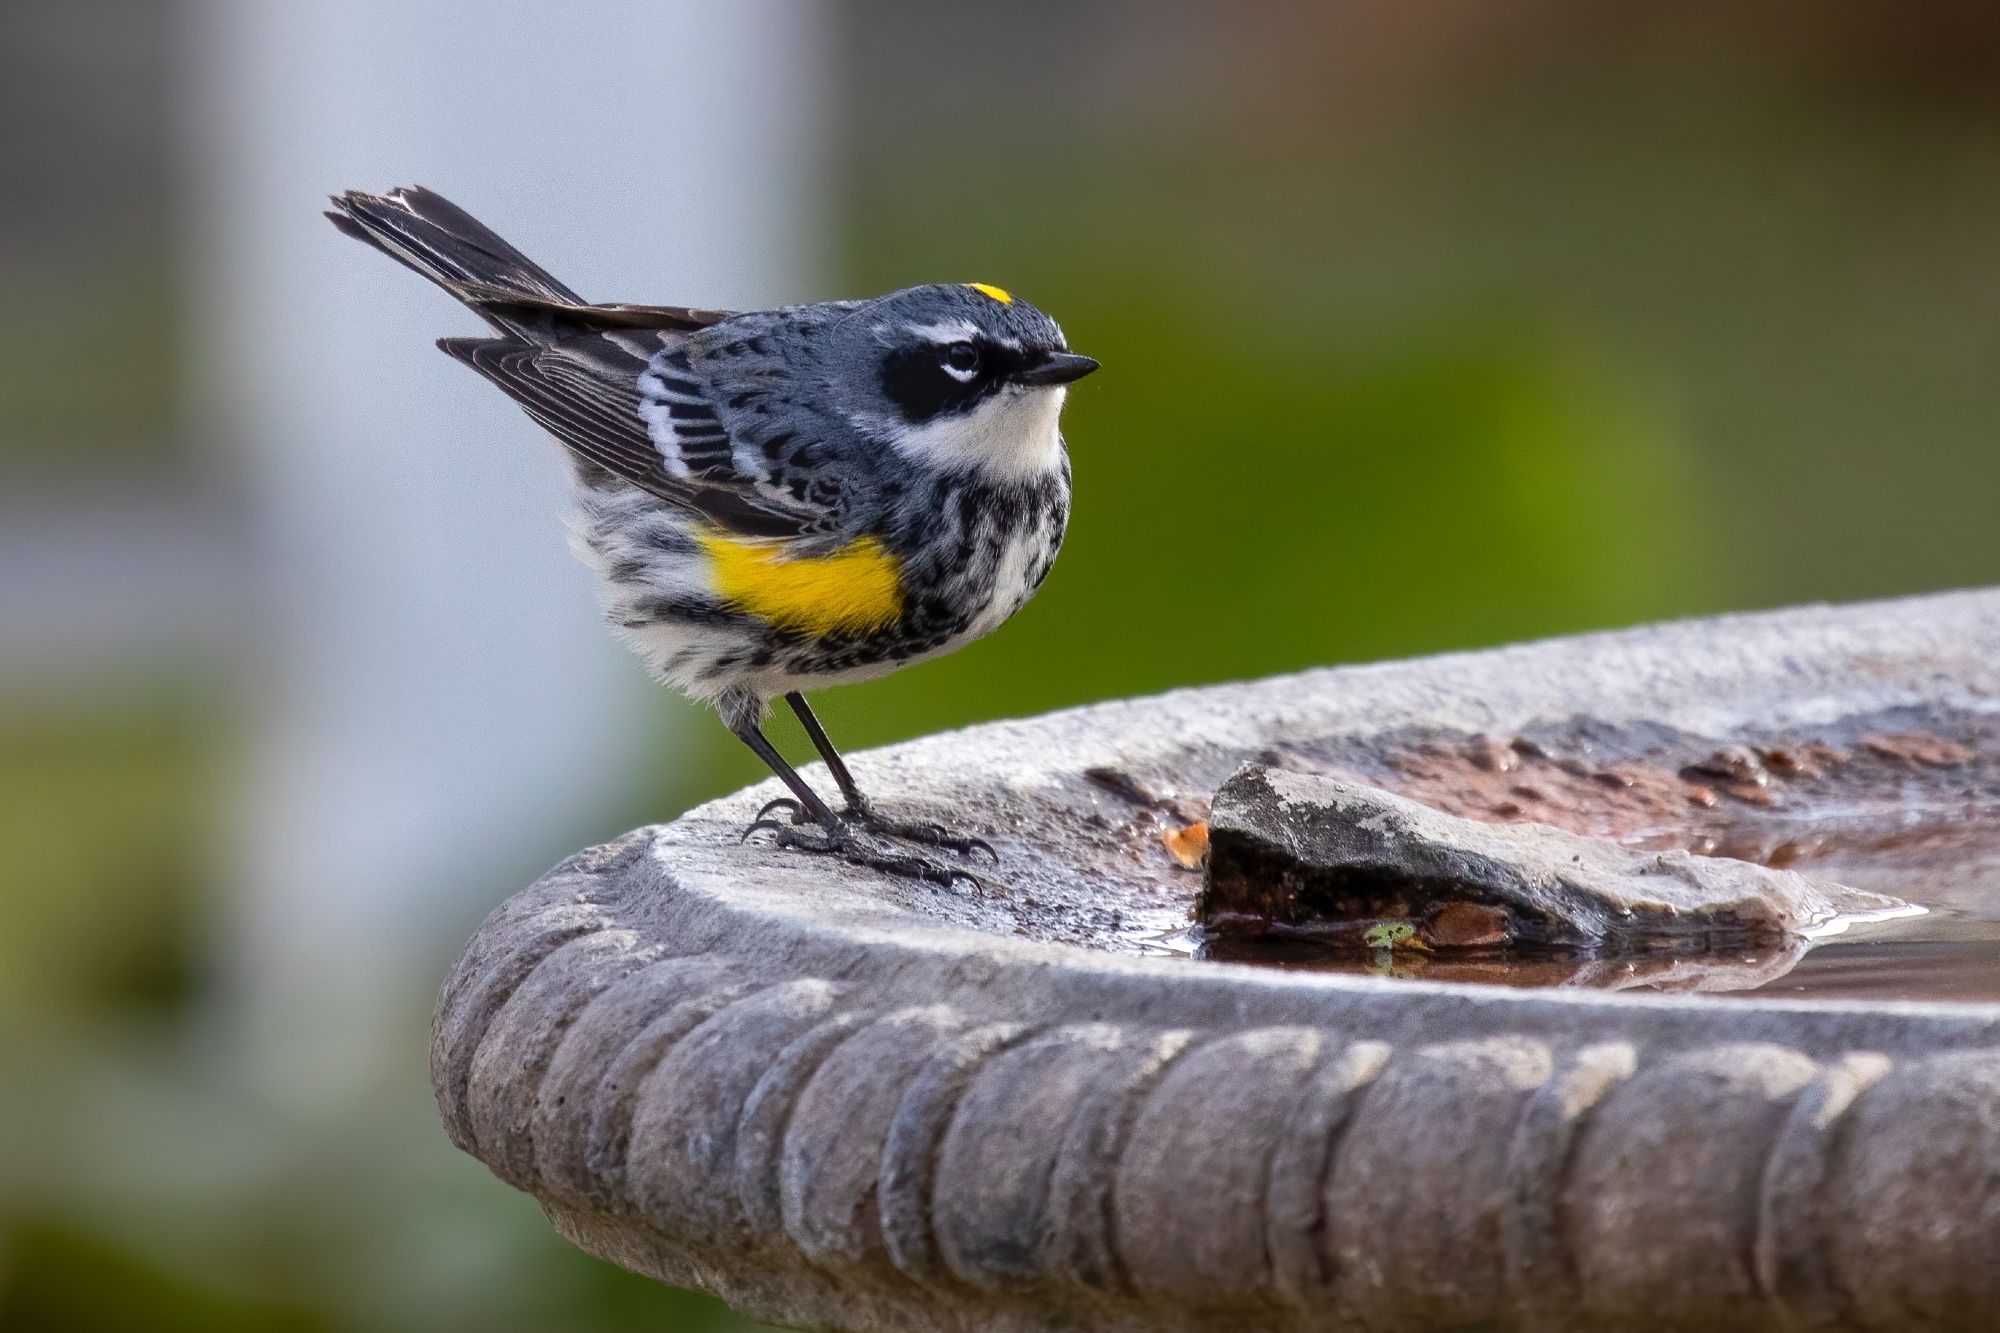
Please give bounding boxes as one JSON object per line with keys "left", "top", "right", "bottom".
{"left": 1015, "top": 351, "right": 1100, "bottom": 387}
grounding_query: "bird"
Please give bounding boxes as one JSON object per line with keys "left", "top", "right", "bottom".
{"left": 327, "top": 186, "right": 1096, "bottom": 886}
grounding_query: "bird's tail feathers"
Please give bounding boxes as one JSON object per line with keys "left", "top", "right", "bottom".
{"left": 327, "top": 186, "right": 584, "bottom": 318}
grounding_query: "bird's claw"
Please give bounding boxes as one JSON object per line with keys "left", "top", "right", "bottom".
{"left": 741, "top": 816, "right": 794, "bottom": 844}
{"left": 756, "top": 796, "right": 807, "bottom": 825}
{"left": 743, "top": 821, "right": 981, "bottom": 889}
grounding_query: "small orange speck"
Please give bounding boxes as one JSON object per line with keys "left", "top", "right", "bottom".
{"left": 1162, "top": 821, "right": 1209, "bottom": 869}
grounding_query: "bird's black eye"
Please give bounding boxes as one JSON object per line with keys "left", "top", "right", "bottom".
{"left": 945, "top": 341, "right": 980, "bottom": 372}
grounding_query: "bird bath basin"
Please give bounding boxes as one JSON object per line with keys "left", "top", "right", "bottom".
{"left": 436, "top": 590, "right": 2000, "bottom": 1331}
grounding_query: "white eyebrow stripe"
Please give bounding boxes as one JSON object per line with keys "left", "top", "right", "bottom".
{"left": 908, "top": 319, "right": 982, "bottom": 344}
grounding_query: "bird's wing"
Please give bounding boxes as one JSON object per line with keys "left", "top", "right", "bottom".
{"left": 639, "top": 323, "right": 869, "bottom": 541}
{"left": 441, "top": 326, "right": 832, "bottom": 541}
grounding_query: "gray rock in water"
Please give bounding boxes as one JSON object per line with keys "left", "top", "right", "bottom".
{"left": 1201, "top": 764, "right": 1912, "bottom": 949}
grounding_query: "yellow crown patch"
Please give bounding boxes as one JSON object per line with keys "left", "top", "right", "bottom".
{"left": 966, "top": 283, "right": 1014, "bottom": 305}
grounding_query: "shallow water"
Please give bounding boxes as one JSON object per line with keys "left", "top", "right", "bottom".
{"left": 1152, "top": 815, "right": 2000, "bottom": 1003}
{"left": 1730, "top": 817, "right": 2000, "bottom": 1003}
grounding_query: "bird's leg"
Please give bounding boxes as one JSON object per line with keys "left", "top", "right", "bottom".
{"left": 783, "top": 693, "right": 998, "bottom": 864}
{"left": 731, "top": 717, "right": 842, "bottom": 831}
{"left": 732, "top": 718, "right": 980, "bottom": 888}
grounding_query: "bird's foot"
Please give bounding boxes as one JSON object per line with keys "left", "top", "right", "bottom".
{"left": 742, "top": 817, "right": 980, "bottom": 888}
{"left": 753, "top": 797, "right": 998, "bottom": 865}
{"left": 848, "top": 807, "right": 999, "bottom": 864}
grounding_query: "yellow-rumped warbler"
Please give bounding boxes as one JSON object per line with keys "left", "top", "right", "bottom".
{"left": 329, "top": 187, "right": 1095, "bottom": 884}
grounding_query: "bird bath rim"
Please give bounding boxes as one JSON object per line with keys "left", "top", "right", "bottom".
{"left": 434, "top": 588, "right": 2000, "bottom": 1332}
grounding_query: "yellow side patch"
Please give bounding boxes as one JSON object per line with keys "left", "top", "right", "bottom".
{"left": 966, "top": 282, "right": 1014, "bottom": 305}
{"left": 699, "top": 532, "right": 903, "bottom": 636}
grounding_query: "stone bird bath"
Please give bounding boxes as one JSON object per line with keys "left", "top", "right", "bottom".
{"left": 435, "top": 590, "right": 2000, "bottom": 1331}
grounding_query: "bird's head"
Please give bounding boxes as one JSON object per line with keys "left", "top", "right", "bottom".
{"left": 834, "top": 282, "right": 1096, "bottom": 479}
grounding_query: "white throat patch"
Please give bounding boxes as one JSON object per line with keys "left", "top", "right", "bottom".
{"left": 876, "top": 385, "right": 1068, "bottom": 480}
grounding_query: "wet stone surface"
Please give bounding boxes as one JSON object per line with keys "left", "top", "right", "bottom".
{"left": 855, "top": 702, "right": 2000, "bottom": 1002}
{"left": 1198, "top": 765, "right": 1910, "bottom": 951}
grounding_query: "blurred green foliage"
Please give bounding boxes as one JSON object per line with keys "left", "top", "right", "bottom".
{"left": 0, "top": 704, "right": 208, "bottom": 1030}
{"left": 2, "top": 1223, "right": 330, "bottom": 1333}
{"left": 752, "top": 70, "right": 2000, "bottom": 775}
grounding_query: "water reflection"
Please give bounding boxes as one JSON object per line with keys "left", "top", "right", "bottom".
{"left": 1177, "top": 814, "right": 2000, "bottom": 1003}
{"left": 1196, "top": 933, "right": 1815, "bottom": 994}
